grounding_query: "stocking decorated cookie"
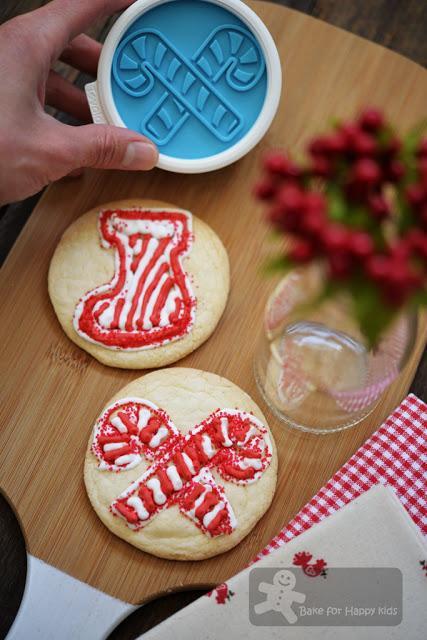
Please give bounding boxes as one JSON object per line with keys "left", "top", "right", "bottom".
{"left": 84, "top": 368, "right": 278, "bottom": 560}
{"left": 48, "top": 199, "right": 229, "bottom": 368}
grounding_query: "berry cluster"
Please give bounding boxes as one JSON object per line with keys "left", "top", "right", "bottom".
{"left": 255, "top": 108, "right": 427, "bottom": 319}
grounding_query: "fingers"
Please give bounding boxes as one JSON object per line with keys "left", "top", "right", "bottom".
{"left": 34, "top": 0, "right": 134, "bottom": 59}
{"left": 61, "top": 123, "right": 159, "bottom": 172}
{"left": 60, "top": 34, "right": 102, "bottom": 76}
{"left": 46, "top": 71, "right": 92, "bottom": 122}
{"left": 67, "top": 168, "right": 84, "bottom": 178}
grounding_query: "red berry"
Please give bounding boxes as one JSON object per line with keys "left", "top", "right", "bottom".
{"left": 359, "top": 107, "right": 385, "bottom": 132}
{"left": 420, "top": 205, "right": 427, "bottom": 229}
{"left": 311, "top": 156, "right": 333, "bottom": 178}
{"left": 349, "top": 232, "right": 374, "bottom": 259}
{"left": 309, "top": 133, "right": 346, "bottom": 157}
{"left": 353, "top": 132, "right": 377, "bottom": 156}
{"left": 418, "top": 158, "right": 427, "bottom": 185}
{"left": 254, "top": 179, "right": 276, "bottom": 200}
{"left": 268, "top": 205, "right": 301, "bottom": 234}
{"left": 289, "top": 239, "right": 315, "bottom": 262}
{"left": 301, "top": 193, "right": 327, "bottom": 235}
{"left": 383, "top": 137, "right": 402, "bottom": 157}
{"left": 353, "top": 158, "right": 381, "bottom": 185}
{"left": 345, "top": 179, "right": 367, "bottom": 202}
{"left": 406, "top": 229, "right": 427, "bottom": 260}
{"left": 328, "top": 252, "right": 353, "bottom": 279}
{"left": 416, "top": 138, "right": 427, "bottom": 159}
{"left": 368, "top": 194, "right": 391, "bottom": 219}
{"left": 264, "top": 151, "right": 300, "bottom": 178}
{"left": 303, "top": 209, "right": 326, "bottom": 235}
{"left": 308, "top": 137, "right": 327, "bottom": 156}
{"left": 382, "top": 264, "right": 413, "bottom": 307}
{"left": 406, "top": 183, "right": 427, "bottom": 210}
{"left": 305, "top": 191, "right": 327, "bottom": 213}
{"left": 390, "top": 239, "right": 411, "bottom": 261}
{"left": 339, "top": 123, "right": 364, "bottom": 154}
{"left": 366, "top": 254, "right": 389, "bottom": 281}
{"left": 277, "top": 184, "right": 305, "bottom": 213}
{"left": 322, "top": 224, "right": 350, "bottom": 252}
{"left": 267, "top": 204, "right": 285, "bottom": 228}
{"left": 385, "top": 160, "right": 405, "bottom": 183}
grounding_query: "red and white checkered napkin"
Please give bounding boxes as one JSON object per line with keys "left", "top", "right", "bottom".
{"left": 255, "top": 393, "right": 427, "bottom": 561}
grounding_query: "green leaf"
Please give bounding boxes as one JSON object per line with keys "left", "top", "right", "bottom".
{"left": 348, "top": 278, "right": 397, "bottom": 348}
{"left": 411, "top": 289, "right": 427, "bottom": 307}
{"left": 262, "top": 254, "right": 292, "bottom": 275}
{"left": 327, "top": 184, "right": 347, "bottom": 222}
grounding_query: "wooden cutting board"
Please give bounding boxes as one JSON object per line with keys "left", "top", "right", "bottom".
{"left": 1, "top": 2, "right": 426, "bottom": 605}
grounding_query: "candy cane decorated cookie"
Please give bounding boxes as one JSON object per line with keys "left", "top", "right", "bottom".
{"left": 48, "top": 199, "right": 229, "bottom": 368}
{"left": 84, "top": 368, "right": 278, "bottom": 560}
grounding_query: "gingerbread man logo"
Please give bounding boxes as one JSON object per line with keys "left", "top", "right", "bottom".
{"left": 91, "top": 397, "right": 272, "bottom": 537}
{"left": 254, "top": 570, "right": 306, "bottom": 624}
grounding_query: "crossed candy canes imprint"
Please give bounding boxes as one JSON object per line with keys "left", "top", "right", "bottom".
{"left": 74, "top": 208, "right": 195, "bottom": 350}
{"left": 92, "top": 397, "right": 272, "bottom": 536}
{"left": 113, "top": 27, "right": 265, "bottom": 145}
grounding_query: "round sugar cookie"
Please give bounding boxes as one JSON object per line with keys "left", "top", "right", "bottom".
{"left": 84, "top": 368, "right": 278, "bottom": 560}
{"left": 48, "top": 199, "right": 229, "bottom": 368}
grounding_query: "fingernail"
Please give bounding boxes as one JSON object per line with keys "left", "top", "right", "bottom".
{"left": 122, "top": 141, "right": 158, "bottom": 169}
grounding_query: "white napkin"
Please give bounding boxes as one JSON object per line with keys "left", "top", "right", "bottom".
{"left": 142, "top": 485, "right": 427, "bottom": 639}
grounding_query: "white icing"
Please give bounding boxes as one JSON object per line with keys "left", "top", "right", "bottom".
{"left": 116, "top": 217, "right": 175, "bottom": 238}
{"left": 220, "top": 417, "right": 233, "bottom": 447}
{"left": 146, "top": 477, "right": 167, "bottom": 505}
{"left": 115, "top": 453, "right": 139, "bottom": 466}
{"left": 201, "top": 434, "right": 216, "bottom": 459}
{"left": 166, "top": 465, "right": 183, "bottom": 490}
{"left": 239, "top": 458, "right": 263, "bottom": 471}
{"left": 203, "top": 501, "right": 225, "bottom": 528}
{"left": 137, "top": 408, "right": 151, "bottom": 430}
{"left": 159, "top": 288, "right": 179, "bottom": 327}
{"left": 182, "top": 452, "right": 196, "bottom": 475}
{"left": 239, "top": 426, "right": 257, "bottom": 445}
{"left": 148, "top": 426, "right": 169, "bottom": 448}
{"left": 110, "top": 415, "right": 128, "bottom": 434}
{"left": 127, "top": 496, "right": 149, "bottom": 521}
{"left": 98, "top": 303, "right": 115, "bottom": 329}
{"left": 133, "top": 238, "right": 143, "bottom": 254}
{"left": 103, "top": 442, "right": 126, "bottom": 452}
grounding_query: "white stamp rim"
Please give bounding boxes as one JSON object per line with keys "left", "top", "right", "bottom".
{"left": 90, "top": 0, "right": 282, "bottom": 174}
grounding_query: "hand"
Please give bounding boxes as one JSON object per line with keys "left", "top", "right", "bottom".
{"left": 0, "top": 0, "right": 159, "bottom": 205}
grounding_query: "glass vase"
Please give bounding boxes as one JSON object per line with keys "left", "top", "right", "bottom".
{"left": 254, "top": 266, "right": 417, "bottom": 434}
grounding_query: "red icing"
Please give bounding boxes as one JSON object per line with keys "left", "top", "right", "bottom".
{"left": 115, "top": 502, "right": 139, "bottom": 524}
{"left": 206, "top": 508, "right": 228, "bottom": 534}
{"left": 195, "top": 492, "right": 219, "bottom": 519}
{"left": 74, "top": 208, "right": 195, "bottom": 349}
{"left": 138, "top": 485, "right": 156, "bottom": 513}
{"left": 103, "top": 444, "right": 132, "bottom": 463}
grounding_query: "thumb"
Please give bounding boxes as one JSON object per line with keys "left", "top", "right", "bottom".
{"left": 63, "top": 123, "right": 159, "bottom": 171}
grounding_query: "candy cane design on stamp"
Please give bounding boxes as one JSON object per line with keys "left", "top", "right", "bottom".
{"left": 113, "top": 26, "right": 265, "bottom": 146}
{"left": 90, "top": 397, "right": 273, "bottom": 537}
{"left": 73, "top": 208, "right": 196, "bottom": 350}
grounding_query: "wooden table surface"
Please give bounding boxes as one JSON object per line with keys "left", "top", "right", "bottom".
{"left": 0, "top": 1, "right": 426, "bottom": 639}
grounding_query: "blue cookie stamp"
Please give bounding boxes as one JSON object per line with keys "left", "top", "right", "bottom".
{"left": 86, "top": 0, "right": 282, "bottom": 173}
